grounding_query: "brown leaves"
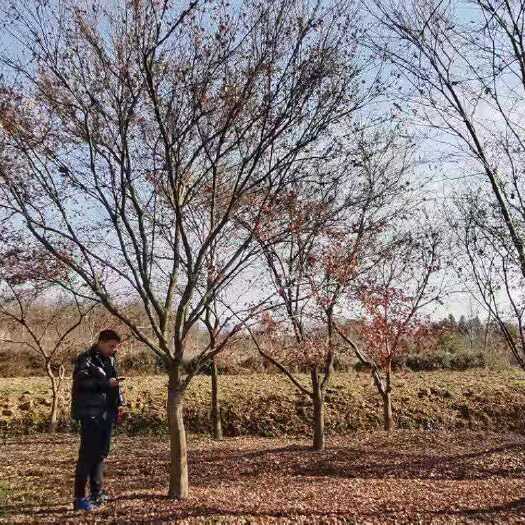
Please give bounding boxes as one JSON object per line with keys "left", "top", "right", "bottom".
{"left": 2, "top": 430, "right": 525, "bottom": 523}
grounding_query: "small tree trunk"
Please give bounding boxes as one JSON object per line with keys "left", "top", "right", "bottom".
{"left": 210, "top": 358, "right": 223, "bottom": 440}
{"left": 483, "top": 313, "right": 491, "bottom": 354}
{"left": 311, "top": 367, "right": 325, "bottom": 451}
{"left": 382, "top": 391, "right": 393, "bottom": 432}
{"left": 47, "top": 364, "right": 60, "bottom": 433}
{"left": 167, "top": 365, "right": 189, "bottom": 499}
{"left": 49, "top": 392, "right": 59, "bottom": 433}
{"left": 383, "top": 359, "right": 393, "bottom": 432}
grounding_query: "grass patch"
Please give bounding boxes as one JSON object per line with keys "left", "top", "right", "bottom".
{"left": 2, "top": 369, "right": 525, "bottom": 436}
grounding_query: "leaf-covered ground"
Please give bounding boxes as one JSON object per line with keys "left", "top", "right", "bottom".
{"left": 3, "top": 369, "right": 525, "bottom": 436}
{"left": 2, "top": 431, "right": 525, "bottom": 524}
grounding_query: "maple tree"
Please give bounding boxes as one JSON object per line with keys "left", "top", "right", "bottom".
{"left": 307, "top": 128, "right": 417, "bottom": 392}
{"left": 0, "top": 0, "right": 362, "bottom": 498}
{"left": 337, "top": 226, "right": 442, "bottom": 431}
{"left": 247, "top": 130, "right": 411, "bottom": 449}
{"left": 0, "top": 239, "right": 93, "bottom": 432}
{"left": 248, "top": 178, "right": 351, "bottom": 451}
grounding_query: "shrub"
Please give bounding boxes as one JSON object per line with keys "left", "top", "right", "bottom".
{"left": 0, "top": 349, "right": 43, "bottom": 377}
{"left": 332, "top": 352, "right": 354, "bottom": 372}
{"left": 403, "top": 351, "right": 450, "bottom": 371}
{"left": 355, "top": 349, "right": 492, "bottom": 372}
{"left": 118, "top": 349, "right": 166, "bottom": 376}
{"left": 402, "top": 349, "right": 487, "bottom": 371}
{"left": 450, "top": 350, "right": 487, "bottom": 370}
{"left": 237, "top": 354, "right": 266, "bottom": 373}
{"left": 436, "top": 332, "right": 467, "bottom": 354}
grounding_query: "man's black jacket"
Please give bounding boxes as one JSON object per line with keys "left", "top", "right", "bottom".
{"left": 71, "top": 346, "right": 124, "bottom": 420}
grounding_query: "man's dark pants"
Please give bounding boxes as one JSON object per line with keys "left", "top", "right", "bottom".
{"left": 74, "top": 412, "right": 113, "bottom": 499}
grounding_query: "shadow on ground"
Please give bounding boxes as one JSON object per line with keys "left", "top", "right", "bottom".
{"left": 2, "top": 431, "right": 525, "bottom": 524}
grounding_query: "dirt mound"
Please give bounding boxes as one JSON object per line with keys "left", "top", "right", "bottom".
{"left": 2, "top": 370, "right": 525, "bottom": 437}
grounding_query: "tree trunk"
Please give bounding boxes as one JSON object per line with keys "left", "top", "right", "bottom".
{"left": 167, "top": 366, "right": 189, "bottom": 499}
{"left": 382, "top": 390, "right": 393, "bottom": 432}
{"left": 311, "top": 367, "right": 325, "bottom": 451}
{"left": 47, "top": 365, "right": 60, "bottom": 433}
{"left": 210, "top": 358, "right": 223, "bottom": 440}
{"left": 49, "top": 392, "right": 59, "bottom": 433}
{"left": 383, "top": 360, "right": 393, "bottom": 432}
{"left": 483, "top": 313, "right": 491, "bottom": 354}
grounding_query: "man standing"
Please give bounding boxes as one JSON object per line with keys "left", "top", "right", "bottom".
{"left": 71, "top": 329, "right": 125, "bottom": 512}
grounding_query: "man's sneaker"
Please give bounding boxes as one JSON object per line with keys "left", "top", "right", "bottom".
{"left": 90, "top": 491, "right": 109, "bottom": 507}
{"left": 73, "top": 497, "right": 94, "bottom": 512}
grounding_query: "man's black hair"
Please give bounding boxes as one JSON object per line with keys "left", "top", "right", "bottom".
{"left": 98, "top": 329, "right": 121, "bottom": 343}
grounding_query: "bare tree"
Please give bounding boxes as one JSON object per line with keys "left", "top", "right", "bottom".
{"left": 451, "top": 191, "right": 525, "bottom": 368}
{"left": 203, "top": 303, "right": 224, "bottom": 440}
{"left": 201, "top": 275, "right": 273, "bottom": 440}
{"left": 369, "top": 0, "right": 525, "bottom": 368}
{"left": 247, "top": 130, "right": 408, "bottom": 448}
{"left": 0, "top": 0, "right": 360, "bottom": 497}
{"left": 248, "top": 180, "right": 345, "bottom": 451}
{"left": 0, "top": 243, "right": 93, "bottom": 432}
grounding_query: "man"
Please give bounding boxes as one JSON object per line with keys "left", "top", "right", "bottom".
{"left": 71, "top": 329, "right": 126, "bottom": 512}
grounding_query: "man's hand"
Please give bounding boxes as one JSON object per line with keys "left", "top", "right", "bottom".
{"left": 109, "top": 377, "right": 125, "bottom": 388}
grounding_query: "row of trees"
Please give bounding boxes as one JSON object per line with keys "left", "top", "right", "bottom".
{"left": 0, "top": 0, "right": 524, "bottom": 500}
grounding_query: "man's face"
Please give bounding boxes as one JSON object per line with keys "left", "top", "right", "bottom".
{"left": 97, "top": 339, "right": 120, "bottom": 357}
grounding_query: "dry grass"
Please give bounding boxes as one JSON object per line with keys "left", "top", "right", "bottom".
{"left": 2, "top": 369, "right": 525, "bottom": 436}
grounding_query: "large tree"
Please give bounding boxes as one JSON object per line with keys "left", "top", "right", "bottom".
{"left": 0, "top": 0, "right": 362, "bottom": 497}
{"left": 369, "top": 0, "right": 525, "bottom": 368}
